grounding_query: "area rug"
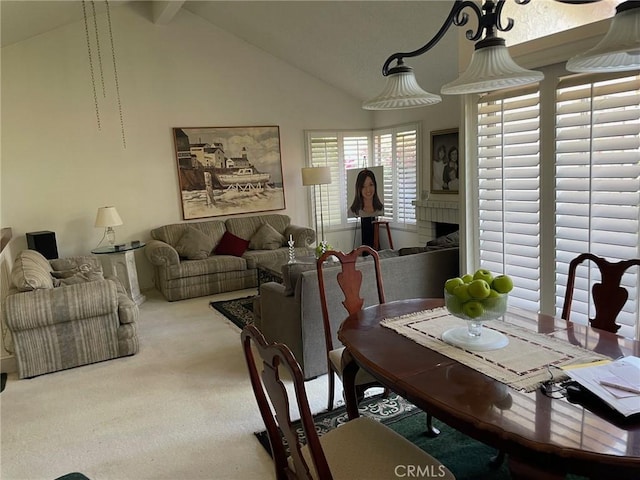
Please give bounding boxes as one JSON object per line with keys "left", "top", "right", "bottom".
{"left": 209, "top": 296, "right": 256, "bottom": 330}
{"left": 254, "top": 393, "right": 512, "bottom": 480}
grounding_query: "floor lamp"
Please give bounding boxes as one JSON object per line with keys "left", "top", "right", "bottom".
{"left": 301, "top": 167, "right": 332, "bottom": 245}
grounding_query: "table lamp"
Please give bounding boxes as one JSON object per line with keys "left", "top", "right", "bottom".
{"left": 95, "top": 206, "right": 123, "bottom": 247}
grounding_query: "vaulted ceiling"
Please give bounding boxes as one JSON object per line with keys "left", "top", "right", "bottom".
{"left": 0, "top": 1, "right": 457, "bottom": 102}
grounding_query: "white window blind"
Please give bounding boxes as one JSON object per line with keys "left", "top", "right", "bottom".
{"left": 307, "top": 134, "right": 341, "bottom": 228}
{"left": 554, "top": 73, "right": 640, "bottom": 338}
{"left": 306, "top": 124, "right": 418, "bottom": 231}
{"left": 373, "top": 126, "right": 418, "bottom": 226}
{"left": 477, "top": 86, "right": 541, "bottom": 312}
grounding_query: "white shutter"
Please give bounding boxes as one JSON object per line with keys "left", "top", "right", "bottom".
{"left": 307, "top": 134, "right": 340, "bottom": 228}
{"left": 477, "top": 87, "right": 541, "bottom": 312}
{"left": 373, "top": 124, "right": 418, "bottom": 227}
{"left": 555, "top": 73, "right": 640, "bottom": 338}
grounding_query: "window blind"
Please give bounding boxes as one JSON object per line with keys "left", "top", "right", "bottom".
{"left": 308, "top": 135, "right": 341, "bottom": 228}
{"left": 477, "top": 87, "right": 541, "bottom": 312}
{"left": 554, "top": 74, "right": 640, "bottom": 338}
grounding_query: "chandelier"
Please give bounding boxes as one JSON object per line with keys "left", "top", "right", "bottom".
{"left": 363, "top": 0, "right": 640, "bottom": 110}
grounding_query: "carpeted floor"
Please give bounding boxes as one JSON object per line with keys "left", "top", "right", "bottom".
{"left": 254, "top": 393, "right": 513, "bottom": 479}
{"left": 210, "top": 296, "right": 256, "bottom": 330}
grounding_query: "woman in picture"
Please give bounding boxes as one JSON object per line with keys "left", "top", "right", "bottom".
{"left": 442, "top": 146, "right": 459, "bottom": 191}
{"left": 433, "top": 144, "right": 446, "bottom": 191}
{"left": 349, "top": 169, "right": 384, "bottom": 218}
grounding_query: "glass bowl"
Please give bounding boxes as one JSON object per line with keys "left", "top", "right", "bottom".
{"left": 444, "top": 290, "right": 508, "bottom": 322}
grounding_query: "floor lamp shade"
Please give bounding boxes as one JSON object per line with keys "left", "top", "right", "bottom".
{"left": 301, "top": 166, "right": 331, "bottom": 186}
{"left": 301, "top": 167, "right": 332, "bottom": 244}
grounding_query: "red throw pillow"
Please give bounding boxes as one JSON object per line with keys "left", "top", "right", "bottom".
{"left": 214, "top": 231, "right": 250, "bottom": 257}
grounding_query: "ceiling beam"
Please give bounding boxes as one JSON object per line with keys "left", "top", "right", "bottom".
{"left": 151, "top": 1, "right": 185, "bottom": 25}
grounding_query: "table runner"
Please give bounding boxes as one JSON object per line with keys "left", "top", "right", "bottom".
{"left": 381, "top": 307, "right": 608, "bottom": 392}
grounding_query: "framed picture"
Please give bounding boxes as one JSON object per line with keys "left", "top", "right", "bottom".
{"left": 173, "top": 126, "right": 285, "bottom": 220}
{"left": 430, "top": 128, "right": 459, "bottom": 194}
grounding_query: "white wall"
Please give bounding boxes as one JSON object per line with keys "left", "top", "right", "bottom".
{"left": 1, "top": 6, "right": 374, "bottom": 289}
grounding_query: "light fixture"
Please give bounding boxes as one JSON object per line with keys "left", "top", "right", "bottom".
{"left": 567, "top": 1, "right": 640, "bottom": 72}
{"left": 95, "top": 206, "right": 123, "bottom": 247}
{"left": 301, "top": 167, "right": 332, "bottom": 243}
{"left": 364, "top": 0, "right": 640, "bottom": 110}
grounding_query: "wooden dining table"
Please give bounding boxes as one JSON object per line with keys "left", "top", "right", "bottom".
{"left": 338, "top": 298, "right": 640, "bottom": 480}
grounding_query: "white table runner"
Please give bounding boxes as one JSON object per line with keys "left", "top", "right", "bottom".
{"left": 381, "top": 307, "right": 608, "bottom": 392}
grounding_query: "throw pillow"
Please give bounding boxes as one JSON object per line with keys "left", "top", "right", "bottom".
{"left": 175, "top": 227, "right": 216, "bottom": 260}
{"left": 249, "top": 223, "right": 285, "bottom": 251}
{"left": 426, "top": 230, "right": 459, "bottom": 248}
{"left": 11, "top": 250, "right": 54, "bottom": 291}
{"left": 214, "top": 231, "right": 250, "bottom": 257}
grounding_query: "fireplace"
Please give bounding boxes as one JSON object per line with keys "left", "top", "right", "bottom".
{"left": 413, "top": 199, "right": 460, "bottom": 244}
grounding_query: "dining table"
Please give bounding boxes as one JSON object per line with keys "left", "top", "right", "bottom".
{"left": 338, "top": 298, "right": 640, "bottom": 480}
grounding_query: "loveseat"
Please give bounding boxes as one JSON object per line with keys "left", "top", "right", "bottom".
{"left": 4, "top": 250, "right": 139, "bottom": 378}
{"left": 254, "top": 247, "right": 460, "bottom": 380}
{"left": 145, "top": 214, "right": 315, "bottom": 301}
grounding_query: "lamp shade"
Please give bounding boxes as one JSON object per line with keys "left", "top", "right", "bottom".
{"left": 95, "top": 206, "right": 123, "bottom": 227}
{"left": 441, "top": 38, "right": 544, "bottom": 95}
{"left": 301, "top": 167, "right": 332, "bottom": 186}
{"left": 362, "top": 65, "right": 442, "bottom": 110}
{"left": 566, "top": 1, "right": 640, "bottom": 73}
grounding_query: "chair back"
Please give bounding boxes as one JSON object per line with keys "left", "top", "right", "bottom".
{"left": 316, "top": 246, "right": 385, "bottom": 355}
{"left": 561, "top": 253, "right": 640, "bottom": 333}
{"left": 241, "top": 324, "right": 332, "bottom": 480}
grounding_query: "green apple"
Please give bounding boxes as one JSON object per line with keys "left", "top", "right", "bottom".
{"left": 446, "top": 295, "right": 464, "bottom": 314}
{"left": 492, "top": 274, "right": 514, "bottom": 294}
{"left": 463, "top": 300, "right": 484, "bottom": 319}
{"left": 482, "top": 289, "right": 501, "bottom": 309}
{"left": 453, "top": 284, "right": 471, "bottom": 302}
{"left": 473, "top": 268, "right": 494, "bottom": 284}
{"left": 468, "top": 279, "right": 491, "bottom": 299}
{"left": 445, "top": 277, "right": 464, "bottom": 295}
{"left": 461, "top": 273, "right": 474, "bottom": 284}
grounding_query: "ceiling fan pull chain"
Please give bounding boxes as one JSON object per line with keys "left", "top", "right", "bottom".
{"left": 105, "top": 0, "right": 127, "bottom": 148}
{"left": 82, "top": 0, "right": 101, "bottom": 130}
{"left": 90, "top": 0, "right": 106, "bottom": 98}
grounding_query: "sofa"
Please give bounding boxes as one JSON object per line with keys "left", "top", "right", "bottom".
{"left": 145, "top": 214, "right": 315, "bottom": 301}
{"left": 254, "top": 247, "right": 460, "bottom": 380}
{"left": 4, "top": 250, "right": 139, "bottom": 378}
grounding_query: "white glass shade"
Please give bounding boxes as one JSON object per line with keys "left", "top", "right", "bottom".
{"left": 567, "top": 2, "right": 640, "bottom": 73}
{"left": 95, "top": 206, "right": 123, "bottom": 227}
{"left": 441, "top": 40, "right": 544, "bottom": 95}
{"left": 301, "top": 166, "right": 332, "bottom": 186}
{"left": 362, "top": 68, "right": 442, "bottom": 110}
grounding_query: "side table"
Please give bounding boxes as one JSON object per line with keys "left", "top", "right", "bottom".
{"left": 91, "top": 242, "right": 146, "bottom": 305}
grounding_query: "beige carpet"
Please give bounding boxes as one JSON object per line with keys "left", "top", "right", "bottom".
{"left": 0, "top": 288, "right": 341, "bottom": 480}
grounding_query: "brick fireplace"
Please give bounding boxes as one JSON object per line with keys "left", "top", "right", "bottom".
{"left": 413, "top": 199, "right": 460, "bottom": 244}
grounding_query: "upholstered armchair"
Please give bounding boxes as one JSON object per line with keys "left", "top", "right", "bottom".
{"left": 4, "top": 250, "right": 139, "bottom": 378}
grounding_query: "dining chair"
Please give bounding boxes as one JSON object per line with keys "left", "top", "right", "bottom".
{"left": 241, "top": 324, "right": 455, "bottom": 480}
{"left": 316, "top": 246, "right": 387, "bottom": 412}
{"left": 561, "top": 253, "right": 640, "bottom": 334}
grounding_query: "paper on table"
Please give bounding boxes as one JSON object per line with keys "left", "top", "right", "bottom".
{"left": 563, "top": 356, "right": 640, "bottom": 417}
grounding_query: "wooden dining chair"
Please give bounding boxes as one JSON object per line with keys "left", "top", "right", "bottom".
{"left": 561, "top": 253, "right": 640, "bottom": 334}
{"left": 316, "top": 246, "right": 387, "bottom": 412}
{"left": 241, "top": 324, "right": 455, "bottom": 480}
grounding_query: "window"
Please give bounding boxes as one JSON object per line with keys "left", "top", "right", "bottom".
{"left": 305, "top": 123, "right": 419, "bottom": 231}
{"left": 554, "top": 74, "right": 640, "bottom": 338}
{"left": 474, "top": 70, "right": 640, "bottom": 338}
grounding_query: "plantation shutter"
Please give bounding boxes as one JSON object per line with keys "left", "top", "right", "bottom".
{"left": 373, "top": 124, "right": 418, "bottom": 226}
{"left": 477, "top": 86, "right": 541, "bottom": 312}
{"left": 554, "top": 73, "right": 640, "bottom": 338}
{"left": 308, "top": 135, "right": 341, "bottom": 228}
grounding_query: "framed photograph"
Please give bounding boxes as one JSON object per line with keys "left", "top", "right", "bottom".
{"left": 430, "top": 128, "right": 459, "bottom": 194}
{"left": 173, "top": 126, "right": 285, "bottom": 220}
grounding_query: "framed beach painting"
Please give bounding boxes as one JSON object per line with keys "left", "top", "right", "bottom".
{"left": 430, "top": 128, "right": 459, "bottom": 194}
{"left": 173, "top": 126, "right": 286, "bottom": 220}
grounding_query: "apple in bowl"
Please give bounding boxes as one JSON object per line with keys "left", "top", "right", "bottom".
{"left": 444, "top": 270, "right": 512, "bottom": 321}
